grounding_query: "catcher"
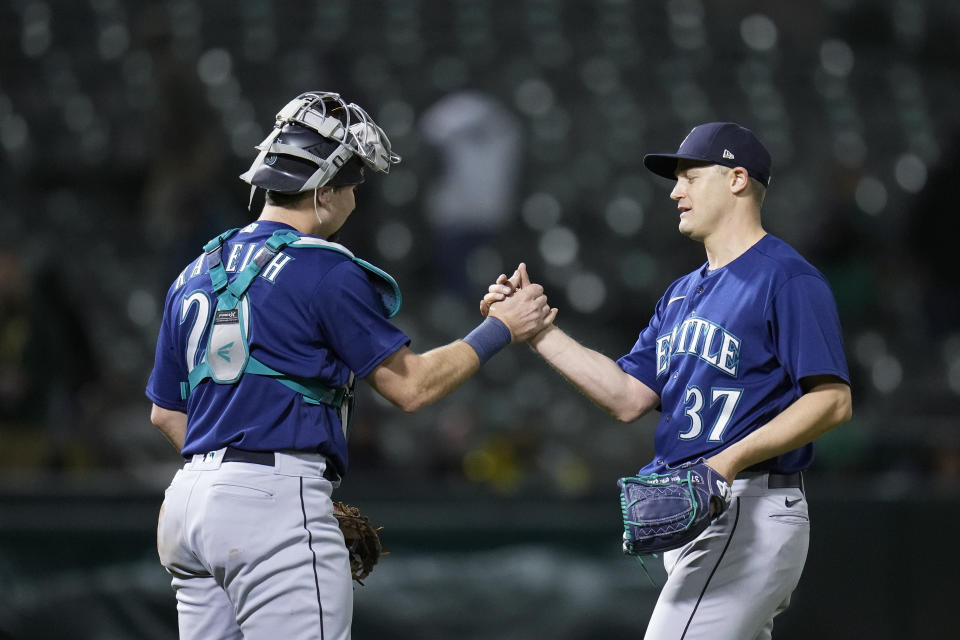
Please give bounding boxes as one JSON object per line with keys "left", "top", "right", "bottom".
{"left": 148, "top": 90, "right": 555, "bottom": 640}
{"left": 482, "top": 122, "right": 852, "bottom": 638}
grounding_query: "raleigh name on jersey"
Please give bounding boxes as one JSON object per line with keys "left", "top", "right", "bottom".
{"left": 173, "top": 233, "right": 293, "bottom": 290}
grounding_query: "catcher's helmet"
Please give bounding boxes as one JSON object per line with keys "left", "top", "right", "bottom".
{"left": 240, "top": 91, "right": 400, "bottom": 194}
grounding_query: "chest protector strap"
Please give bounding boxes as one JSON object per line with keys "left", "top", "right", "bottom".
{"left": 185, "top": 228, "right": 354, "bottom": 409}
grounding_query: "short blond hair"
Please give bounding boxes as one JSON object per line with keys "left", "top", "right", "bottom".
{"left": 716, "top": 165, "right": 766, "bottom": 207}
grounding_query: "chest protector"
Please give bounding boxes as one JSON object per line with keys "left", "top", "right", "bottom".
{"left": 183, "top": 227, "right": 401, "bottom": 433}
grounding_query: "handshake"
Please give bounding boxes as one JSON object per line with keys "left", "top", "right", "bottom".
{"left": 478, "top": 263, "right": 558, "bottom": 344}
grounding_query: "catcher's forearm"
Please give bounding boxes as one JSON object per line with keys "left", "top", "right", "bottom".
{"left": 410, "top": 341, "right": 483, "bottom": 407}
{"left": 707, "top": 382, "right": 852, "bottom": 480}
{"left": 529, "top": 325, "right": 659, "bottom": 422}
{"left": 150, "top": 404, "right": 187, "bottom": 451}
{"left": 366, "top": 343, "right": 481, "bottom": 413}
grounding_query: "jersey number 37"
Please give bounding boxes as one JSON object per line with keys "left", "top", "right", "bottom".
{"left": 680, "top": 386, "right": 742, "bottom": 442}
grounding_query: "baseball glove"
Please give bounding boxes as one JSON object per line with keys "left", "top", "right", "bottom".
{"left": 618, "top": 459, "right": 732, "bottom": 556}
{"left": 333, "top": 501, "right": 385, "bottom": 584}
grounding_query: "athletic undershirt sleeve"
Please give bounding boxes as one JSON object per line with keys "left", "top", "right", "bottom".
{"left": 769, "top": 274, "right": 850, "bottom": 386}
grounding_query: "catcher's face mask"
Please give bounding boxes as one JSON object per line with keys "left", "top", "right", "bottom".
{"left": 240, "top": 91, "right": 401, "bottom": 195}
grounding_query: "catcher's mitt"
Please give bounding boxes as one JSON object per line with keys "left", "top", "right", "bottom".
{"left": 618, "top": 459, "right": 732, "bottom": 556}
{"left": 333, "top": 501, "right": 385, "bottom": 584}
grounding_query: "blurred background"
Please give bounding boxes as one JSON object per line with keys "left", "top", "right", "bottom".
{"left": 0, "top": 0, "right": 958, "bottom": 637}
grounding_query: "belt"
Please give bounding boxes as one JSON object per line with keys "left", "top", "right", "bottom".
{"left": 737, "top": 470, "right": 803, "bottom": 490}
{"left": 222, "top": 447, "right": 340, "bottom": 481}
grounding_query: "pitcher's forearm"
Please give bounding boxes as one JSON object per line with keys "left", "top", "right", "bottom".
{"left": 707, "top": 382, "right": 852, "bottom": 481}
{"left": 530, "top": 326, "right": 659, "bottom": 422}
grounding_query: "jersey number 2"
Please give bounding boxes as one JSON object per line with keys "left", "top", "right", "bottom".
{"left": 180, "top": 291, "right": 250, "bottom": 371}
{"left": 679, "top": 386, "right": 742, "bottom": 442}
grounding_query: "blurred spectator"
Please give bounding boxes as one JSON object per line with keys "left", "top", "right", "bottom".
{"left": 0, "top": 251, "right": 100, "bottom": 470}
{"left": 25, "top": 262, "right": 102, "bottom": 469}
{"left": 136, "top": 4, "right": 236, "bottom": 277}
{"left": 419, "top": 91, "right": 523, "bottom": 298}
{"left": 0, "top": 249, "right": 29, "bottom": 424}
{"left": 905, "top": 128, "right": 960, "bottom": 340}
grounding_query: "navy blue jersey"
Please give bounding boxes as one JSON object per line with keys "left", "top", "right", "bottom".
{"left": 618, "top": 234, "right": 849, "bottom": 475}
{"left": 146, "top": 221, "right": 410, "bottom": 476}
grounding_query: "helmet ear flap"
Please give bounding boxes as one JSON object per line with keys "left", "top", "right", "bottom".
{"left": 327, "top": 156, "right": 366, "bottom": 187}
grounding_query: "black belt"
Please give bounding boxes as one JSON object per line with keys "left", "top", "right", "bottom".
{"left": 222, "top": 447, "right": 339, "bottom": 481}
{"left": 737, "top": 470, "right": 803, "bottom": 490}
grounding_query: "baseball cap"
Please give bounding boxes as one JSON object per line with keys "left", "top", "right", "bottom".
{"left": 643, "top": 122, "right": 772, "bottom": 187}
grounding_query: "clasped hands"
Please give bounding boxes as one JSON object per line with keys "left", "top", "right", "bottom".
{"left": 479, "top": 263, "right": 557, "bottom": 343}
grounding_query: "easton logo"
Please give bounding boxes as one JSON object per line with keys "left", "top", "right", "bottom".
{"left": 216, "top": 342, "right": 234, "bottom": 362}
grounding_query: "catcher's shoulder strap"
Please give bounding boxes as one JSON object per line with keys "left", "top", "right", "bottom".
{"left": 288, "top": 236, "right": 402, "bottom": 319}
{"left": 182, "top": 228, "right": 366, "bottom": 409}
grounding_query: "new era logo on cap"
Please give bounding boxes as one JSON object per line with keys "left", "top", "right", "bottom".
{"left": 643, "top": 122, "right": 772, "bottom": 187}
